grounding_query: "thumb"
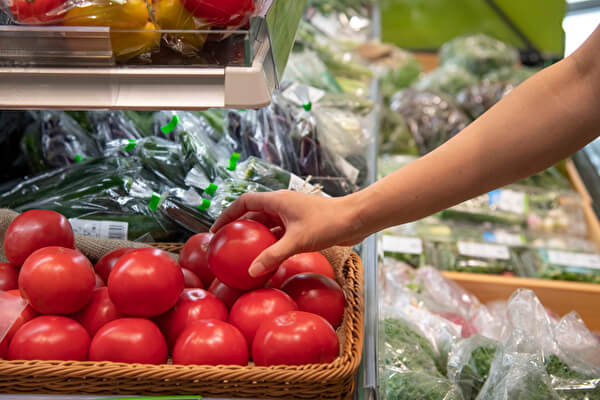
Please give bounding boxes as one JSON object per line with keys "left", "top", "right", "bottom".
{"left": 249, "top": 236, "right": 298, "bottom": 278}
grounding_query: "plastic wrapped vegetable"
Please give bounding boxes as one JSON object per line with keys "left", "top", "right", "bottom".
{"left": 151, "top": 0, "right": 208, "bottom": 56}
{"left": 429, "top": 241, "right": 517, "bottom": 275}
{"left": 381, "top": 234, "right": 425, "bottom": 268}
{"left": 21, "top": 111, "right": 101, "bottom": 173}
{"left": 379, "top": 110, "right": 418, "bottom": 155}
{"left": 456, "top": 81, "right": 516, "bottom": 119}
{"left": 390, "top": 89, "right": 471, "bottom": 155}
{"left": 439, "top": 34, "right": 520, "bottom": 77}
{"left": 86, "top": 111, "right": 144, "bottom": 149}
{"left": 283, "top": 50, "right": 344, "bottom": 93}
{"left": 484, "top": 66, "right": 539, "bottom": 85}
{"left": 0, "top": 110, "right": 33, "bottom": 183}
{"left": 415, "top": 64, "right": 479, "bottom": 97}
{"left": 448, "top": 335, "right": 499, "bottom": 400}
{"left": 519, "top": 248, "right": 600, "bottom": 283}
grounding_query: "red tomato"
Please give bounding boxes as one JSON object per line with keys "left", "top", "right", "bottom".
{"left": 94, "top": 273, "right": 105, "bottom": 288}
{"left": 172, "top": 319, "right": 248, "bottom": 365}
{"left": 4, "top": 210, "right": 74, "bottom": 267}
{"left": 19, "top": 246, "right": 95, "bottom": 314}
{"left": 268, "top": 252, "right": 335, "bottom": 289}
{"left": 182, "top": 268, "right": 204, "bottom": 289}
{"left": 179, "top": 233, "right": 214, "bottom": 287}
{"left": 228, "top": 288, "right": 297, "bottom": 350}
{"left": 0, "top": 290, "right": 39, "bottom": 348}
{"left": 10, "top": 0, "right": 67, "bottom": 23}
{"left": 280, "top": 273, "right": 346, "bottom": 329}
{"left": 74, "top": 287, "right": 122, "bottom": 336}
{"left": 252, "top": 311, "right": 339, "bottom": 366}
{"left": 208, "top": 278, "right": 244, "bottom": 309}
{"left": 8, "top": 315, "right": 90, "bottom": 361}
{"left": 208, "top": 220, "right": 277, "bottom": 291}
{"left": 108, "top": 248, "right": 184, "bottom": 317}
{"left": 181, "top": 0, "right": 255, "bottom": 26}
{"left": 89, "top": 318, "right": 167, "bottom": 364}
{"left": 435, "top": 312, "right": 478, "bottom": 338}
{"left": 94, "top": 247, "right": 134, "bottom": 283}
{"left": 155, "top": 288, "right": 227, "bottom": 351}
{"left": 0, "top": 263, "right": 19, "bottom": 291}
{"left": 0, "top": 336, "right": 6, "bottom": 359}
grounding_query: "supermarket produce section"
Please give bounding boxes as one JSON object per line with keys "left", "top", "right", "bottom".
{"left": 0, "top": 0, "right": 599, "bottom": 399}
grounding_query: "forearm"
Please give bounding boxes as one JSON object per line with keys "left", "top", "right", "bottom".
{"left": 350, "top": 27, "right": 600, "bottom": 236}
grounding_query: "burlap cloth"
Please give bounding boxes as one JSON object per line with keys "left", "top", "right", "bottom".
{"left": 0, "top": 209, "right": 353, "bottom": 277}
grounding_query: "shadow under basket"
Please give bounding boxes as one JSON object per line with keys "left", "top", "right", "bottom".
{"left": 0, "top": 243, "right": 364, "bottom": 400}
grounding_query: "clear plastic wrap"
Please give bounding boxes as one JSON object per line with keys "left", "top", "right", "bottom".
{"left": 428, "top": 241, "right": 518, "bottom": 275}
{"left": 86, "top": 111, "right": 145, "bottom": 149}
{"left": 0, "top": 111, "right": 33, "bottom": 183}
{"left": 283, "top": 50, "right": 344, "bottom": 93}
{"left": 484, "top": 66, "right": 539, "bottom": 85}
{"left": 414, "top": 64, "right": 479, "bottom": 97}
{"left": 439, "top": 34, "right": 520, "bottom": 77}
{"left": 456, "top": 81, "right": 516, "bottom": 119}
{"left": 390, "top": 89, "right": 471, "bottom": 155}
{"left": 447, "top": 335, "right": 499, "bottom": 400}
{"left": 519, "top": 248, "right": 600, "bottom": 283}
{"left": 21, "top": 111, "right": 102, "bottom": 173}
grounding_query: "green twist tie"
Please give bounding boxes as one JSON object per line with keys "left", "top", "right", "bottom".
{"left": 161, "top": 115, "right": 179, "bottom": 135}
{"left": 197, "top": 198, "right": 211, "bottom": 211}
{"left": 148, "top": 192, "right": 162, "bottom": 211}
{"left": 205, "top": 183, "right": 218, "bottom": 196}
{"left": 302, "top": 101, "right": 312, "bottom": 111}
{"left": 124, "top": 139, "right": 137, "bottom": 151}
{"left": 227, "top": 152, "right": 241, "bottom": 171}
{"left": 74, "top": 155, "right": 83, "bottom": 163}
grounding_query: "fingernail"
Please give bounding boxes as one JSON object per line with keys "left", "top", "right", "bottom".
{"left": 249, "top": 262, "right": 266, "bottom": 278}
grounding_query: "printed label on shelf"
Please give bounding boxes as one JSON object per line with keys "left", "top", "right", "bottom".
{"left": 334, "top": 154, "right": 360, "bottom": 184}
{"left": 69, "top": 219, "right": 128, "bottom": 241}
{"left": 488, "top": 189, "right": 528, "bottom": 214}
{"left": 458, "top": 241, "right": 510, "bottom": 260}
{"left": 382, "top": 236, "right": 423, "bottom": 255}
{"left": 547, "top": 250, "right": 600, "bottom": 270}
{"left": 483, "top": 231, "right": 526, "bottom": 246}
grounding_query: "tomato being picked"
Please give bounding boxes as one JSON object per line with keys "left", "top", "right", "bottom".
{"left": 208, "top": 278, "right": 244, "bottom": 310}
{"left": 89, "top": 318, "right": 167, "bottom": 364}
{"left": 228, "top": 288, "right": 297, "bottom": 350}
{"left": 173, "top": 319, "right": 248, "bottom": 366}
{"left": 74, "top": 287, "right": 122, "bottom": 336}
{"left": 8, "top": 316, "right": 90, "bottom": 361}
{"left": 19, "top": 247, "right": 95, "bottom": 314}
{"left": 4, "top": 210, "right": 74, "bottom": 267}
{"left": 179, "top": 233, "right": 214, "bottom": 287}
{"left": 268, "top": 252, "right": 335, "bottom": 289}
{"left": 94, "top": 247, "right": 134, "bottom": 283}
{"left": 0, "top": 263, "right": 19, "bottom": 291}
{"left": 108, "top": 248, "right": 184, "bottom": 317}
{"left": 181, "top": 0, "right": 254, "bottom": 27}
{"left": 252, "top": 311, "right": 339, "bottom": 366}
{"left": 208, "top": 220, "right": 277, "bottom": 291}
{"left": 10, "top": 0, "right": 67, "bottom": 24}
{"left": 280, "top": 273, "right": 346, "bottom": 329}
{"left": 155, "top": 288, "right": 227, "bottom": 351}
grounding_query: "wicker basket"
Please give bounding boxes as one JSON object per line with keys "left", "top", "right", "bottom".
{"left": 0, "top": 244, "right": 364, "bottom": 400}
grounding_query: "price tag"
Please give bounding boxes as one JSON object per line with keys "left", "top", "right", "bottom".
{"left": 458, "top": 241, "right": 510, "bottom": 260}
{"left": 547, "top": 250, "right": 600, "bottom": 270}
{"left": 483, "top": 231, "right": 526, "bottom": 246}
{"left": 69, "top": 219, "right": 128, "bottom": 241}
{"left": 488, "top": 189, "right": 528, "bottom": 214}
{"left": 382, "top": 236, "right": 423, "bottom": 255}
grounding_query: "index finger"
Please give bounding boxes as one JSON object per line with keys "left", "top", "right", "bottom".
{"left": 210, "top": 192, "right": 271, "bottom": 233}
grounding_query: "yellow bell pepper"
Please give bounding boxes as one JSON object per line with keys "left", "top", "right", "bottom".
{"left": 63, "top": 0, "right": 160, "bottom": 61}
{"left": 153, "top": 0, "right": 207, "bottom": 52}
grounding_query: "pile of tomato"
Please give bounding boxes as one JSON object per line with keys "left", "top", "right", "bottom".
{"left": 0, "top": 210, "right": 347, "bottom": 366}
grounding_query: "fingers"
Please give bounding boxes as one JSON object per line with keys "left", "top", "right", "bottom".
{"left": 249, "top": 234, "right": 299, "bottom": 278}
{"left": 210, "top": 192, "right": 271, "bottom": 233}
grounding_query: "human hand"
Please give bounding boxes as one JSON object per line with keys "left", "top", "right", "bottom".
{"left": 210, "top": 190, "right": 366, "bottom": 278}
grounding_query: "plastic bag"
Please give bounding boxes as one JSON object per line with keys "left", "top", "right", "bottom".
{"left": 456, "top": 81, "right": 516, "bottom": 119}
{"left": 439, "top": 34, "right": 520, "bottom": 77}
{"left": 484, "top": 66, "right": 539, "bottom": 85}
{"left": 21, "top": 111, "right": 102, "bottom": 173}
{"left": 0, "top": 111, "right": 33, "bottom": 183}
{"left": 428, "top": 241, "right": 517, "bottom": 275}
{"left": 447, "top": 335, "right": 499, "bottom": 400}
{"left": 390, "top": 89, "right": 471, "bottom": 155}
{"left": 283, "top": 50, "right": 344, "bottom": 93}
{"left": 519, "top": 248, "right": 600, "bottom": 283}
{"left": 86, "top": 111, "right": 144, "bottom": 149}
{"left": 415, "top": 64, "right": 479, "bottom": 97}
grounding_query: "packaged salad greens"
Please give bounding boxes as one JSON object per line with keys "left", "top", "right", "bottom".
{"left": 439, "top": 34, "right": 520, "bottom": 77}
{"left": 414, "top": 64, "right": 479, "bottom": 97}
{"left": 456, "top": 81, "right": 516, "bottom": 119}
{"left": 390, "top": 89, "right": 471, "bottom": 155}
{"left": 519, "top": 248, "right": 600, "bottom": 283}
{"left": 484, "top": 65, "right": 540, "bottom": 85}
{"left": 428, "top": 241, "right": 518, "bottom": 275}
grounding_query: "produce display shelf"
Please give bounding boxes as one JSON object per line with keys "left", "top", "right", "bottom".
{"left": 0, "top": 0, "right": 306, "bottom": 110}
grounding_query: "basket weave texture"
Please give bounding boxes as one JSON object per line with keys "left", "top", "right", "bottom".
{"left": 0, "top": 240, "right": 364, "bottom": 399}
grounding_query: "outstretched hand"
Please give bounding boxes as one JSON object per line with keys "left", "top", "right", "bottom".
{"left": 210, "top": 190, "right": 365, "bottom": 278}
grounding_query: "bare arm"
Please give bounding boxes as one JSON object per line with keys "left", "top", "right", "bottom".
{"left": 212, "top": 25, "right": 600, "bottom": 277}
